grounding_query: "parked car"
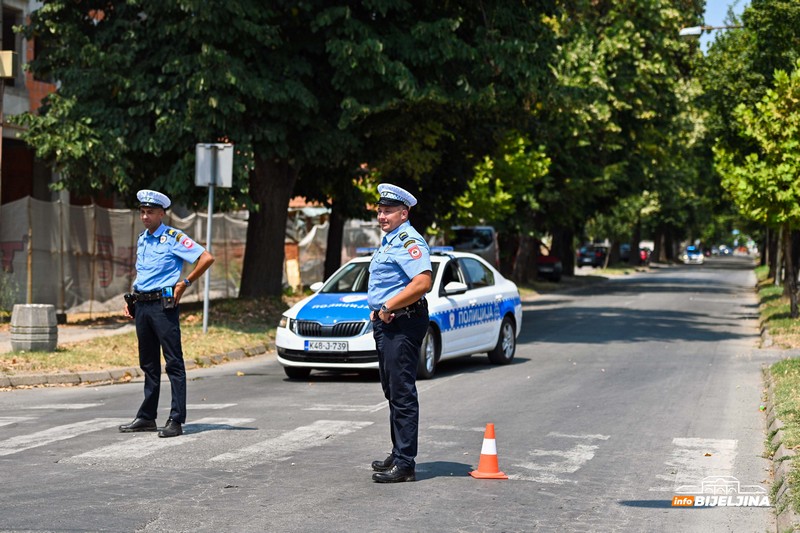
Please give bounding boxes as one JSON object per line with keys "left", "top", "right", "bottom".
{"left": 276, "top": 249, "right": 522, "bottom": 380}
{"left": 450, "top": 226, "right": 500, "bottom": 267}
{"left": 535, "top": 254, "right": 562, "bottom": 282}
{"left": 681, "top": 245, "right": 704, "bottom": 265}
{"left": 577, "top": 245, "right": 608, "bottom": 268}
{"left": 620, "top": 244, "right": 651, "bottom": 265}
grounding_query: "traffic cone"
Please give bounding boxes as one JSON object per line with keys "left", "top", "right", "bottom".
{"left": 469, "top": 423, "right": 508, "bottom": 479}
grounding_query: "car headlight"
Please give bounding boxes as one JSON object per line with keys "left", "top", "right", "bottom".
{"left": 278, "top": 315, "right": 294, "bottom": 332}
{"left": 363, "top": 319, "right": 373, "bottom": 334}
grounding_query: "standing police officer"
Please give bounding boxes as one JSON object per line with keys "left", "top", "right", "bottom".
{"left": 368, "top": 183, "right": 432, "bottom": 483}
{"left": 119, "top": 190, "right": 215, "bottom": 438}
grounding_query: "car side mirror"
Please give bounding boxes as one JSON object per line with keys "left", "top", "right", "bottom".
{"left": 309, "top": 281, "right": 324, "bottom": 292}
{"left": 443, "top": 281, "right": 469, "bottom": 295}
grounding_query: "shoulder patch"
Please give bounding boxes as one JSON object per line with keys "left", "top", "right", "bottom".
{"left": 175, "top": 232, "right": 185, "bottom": 242}
{"left": 399, "top": 232, "right": 408, "bottom": 241}
{"left": 167, "top": 229, "right": 177, "bottom": 236}
{"left": 181, "top": 237, "right": 195, "bottom": 250}
{"left": 408, "top": 245, "right": 422, "bottom": 259}
{"left": 403, "top": 239, "right": 417, "bottom": 248}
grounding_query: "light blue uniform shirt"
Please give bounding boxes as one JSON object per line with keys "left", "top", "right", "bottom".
{"left": 368, "top": 221, "right": 432, "bottom": 311}
{"left": 133, "top": 223, "right": 205, "bottom": 292}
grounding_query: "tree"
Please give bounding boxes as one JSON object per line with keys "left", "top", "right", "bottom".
{"left": 14, "top": 0, "right": 557, "bottom": 296}
{"left": 716, "top": 61, "right": 800, "bottom": 316}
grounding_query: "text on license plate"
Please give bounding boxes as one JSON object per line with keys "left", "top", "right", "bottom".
{"left": 304, "top": 340, "right": 348, "bottom": 352}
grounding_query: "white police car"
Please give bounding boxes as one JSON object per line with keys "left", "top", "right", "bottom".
{"left": 276, "top": 248, "right": 522, "bottom": 379}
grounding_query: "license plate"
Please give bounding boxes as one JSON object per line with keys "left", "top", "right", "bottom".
{"left": 304, "top": 340, "right": 348, "bottom": 352}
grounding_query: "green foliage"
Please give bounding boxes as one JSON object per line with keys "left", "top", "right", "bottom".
{"left": 716, "top": 60, "right": 800, "bottom": 227}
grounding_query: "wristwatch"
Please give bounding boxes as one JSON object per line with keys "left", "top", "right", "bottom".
{"left": 380, "top": 304, "right": 390, "bottom": 314}
{"left": 183, "top": 278, "right": 192, "bottom": 287}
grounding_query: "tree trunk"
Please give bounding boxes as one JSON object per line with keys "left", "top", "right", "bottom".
{"left": 631, "top": 220, "right": 642, "bottom": 265}
{"left": 653, "top": 226, "right": 666, "bottom": 263}
{"left": 324, "top": 205, "right": 345, "bottom": 279}
{"left": 239, "top": 156, "right": 298, "bottom": 298}
{"left": 551, "top": 226, "right": 574, "bottom": 276}
{"left": 512, "top": 233, "right": 534, "bottom": 284}
{"left": 775, "top": 225, "right": 783, "bottom": 287}
{"left": 783, "top": 223, "right": 798, "bottom": 318}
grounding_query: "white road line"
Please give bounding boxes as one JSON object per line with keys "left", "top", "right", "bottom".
{"left": 511, "top": 443, "right": 600, "bottom": 484}
{"left": 25, "top": 404, "right": 103, "bottom": 410}
{"left": 210, "top": 420, "right": 373, "bottom": 463}
{"left": 0, "top": 416, "right": 36, "bottom": 428}
{"left": 428, "top": 425, "right": 487, "bottom": 432}
{"left": 0, "top": 418, "right": 124, "bottom": 456}
{"left": 303, "top": 402, "right": 385, "bottom": 413}
{"left": 649, "top": 437, "right": 738, "bottom": 492}
{"left": 547, "top": 432, "right": 610, "bottom": 441}
{"left": 186, "top": 403, "right": 237, "bottom": 410}
{"left": 66, "top": 417, "right": 255, "bottom": 461}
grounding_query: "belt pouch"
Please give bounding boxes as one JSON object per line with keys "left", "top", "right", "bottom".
{"left": 124, "top": 293, "right": 137, "bottom": 318}
{"left": 161, "top": 287, "right": 176, "bottom": 309}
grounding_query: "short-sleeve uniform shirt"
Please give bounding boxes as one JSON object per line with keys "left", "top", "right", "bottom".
{"left": 368, "top": 221, "right": 432, "bottom": 311}
{"left": 134, "top": 223, "right": 205, "bottom": 292}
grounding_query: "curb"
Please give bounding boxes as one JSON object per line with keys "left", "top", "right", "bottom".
{"left": 0, "top": 343, "right": 273, "bottom": 390}
{"left": 765, "top": 368, "right": 800, "bottom": 533}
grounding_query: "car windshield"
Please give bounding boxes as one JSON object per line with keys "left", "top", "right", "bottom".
{"left": 319, "top": 260, "right": 440, "bottom": 293}
{"left": 452, "top": 229, "right": 493, "bottom": 249}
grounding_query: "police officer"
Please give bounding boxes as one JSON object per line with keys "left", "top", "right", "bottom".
{"left": 119, "top": 190, "right": 215, "bottom": 438}
{"left": 368, "top": 183, "right": 432, "bottom": 483}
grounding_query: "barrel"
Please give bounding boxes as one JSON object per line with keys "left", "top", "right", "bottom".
{"left": 10, "top": 304, "right": 58, "bottom": 352}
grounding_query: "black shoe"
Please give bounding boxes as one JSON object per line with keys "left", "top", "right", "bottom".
{"left": 158, "top": 418, "right": 183, "bottom": 438}
{"left": 372, "top": 464, "right": 415, "bottom": 483}
{"left": 118, "top": 418, "right": 157, "bottom": 433}
{"left": 371, "top": 455, "right": 394, "bottom": 472}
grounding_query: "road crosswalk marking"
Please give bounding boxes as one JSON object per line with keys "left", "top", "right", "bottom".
{"left": 64, "top": 417, "right": 255, "bottom": 462}
{"left": 0, "top": 416, "right": 35, "bottom": 428}
{"left": 649, "top": 437, "right": 738, "bottom": 492}
{"left": 24, "top": 404, "right": 102, "bottom": 410}
{"left": 511, "top": 433, "right": 609, "bottom": 483}
{"left": 0, "top": 418, "right": 124, "bottom": 457}
{"left": 303, "top": 402, "right": 385, "bottom": 413}
{"left": 186, "top": 403, "right": 237, "bottom": 410}
{"left": 210, "top": 420, "right": 373, "bottom": 464}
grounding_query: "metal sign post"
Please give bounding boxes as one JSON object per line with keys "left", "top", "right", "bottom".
{"left": 195, "top": 143, "right": 233, "bottom": 333}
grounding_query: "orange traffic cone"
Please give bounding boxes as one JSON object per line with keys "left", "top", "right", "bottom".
{"left": 469, "top": 423, "right": 508, "bottom": 479}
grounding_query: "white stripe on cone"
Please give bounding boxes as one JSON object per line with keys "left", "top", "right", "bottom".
{"left": 480, "top": 438, "right": 498, "bottom": 455}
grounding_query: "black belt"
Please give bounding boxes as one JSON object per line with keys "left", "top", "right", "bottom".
{"left": 133, "top": 290, "right": 162, "bottom": 302}
{"left": 394, "top": 299, "right": 427, "bottom": 318}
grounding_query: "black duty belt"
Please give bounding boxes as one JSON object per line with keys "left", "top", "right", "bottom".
{"left": 394, "top": 299, "right": 427, "bottom": 318}
{"left": 134, "top": 290, "right": 162, "bottom": 302}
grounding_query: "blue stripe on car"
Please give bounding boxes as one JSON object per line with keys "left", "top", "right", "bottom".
{"left": 430, "top": 296, "right": 520, "bottom": 332}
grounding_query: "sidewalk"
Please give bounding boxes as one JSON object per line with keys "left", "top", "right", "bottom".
{"left": 0, "top": 322, "right": 271, "bottom": 389}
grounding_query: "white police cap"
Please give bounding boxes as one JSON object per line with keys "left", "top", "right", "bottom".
{"left": 377, "top": 183, "right": 417, "bottom": 207}
{"left": 137, "top": 189, "right": 171, "bottom": 209}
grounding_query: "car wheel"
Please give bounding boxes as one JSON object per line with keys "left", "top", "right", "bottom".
{"left": 283, "top": 366, "right": 311, "bottom": 380}
{"left": 488, "top": 317, "right": 516, "bottom": 365}
{"left": 417, "top": 325, "right": 439, "bottom": 380}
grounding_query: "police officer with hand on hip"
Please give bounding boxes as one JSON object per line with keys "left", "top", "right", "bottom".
{"left": 368, "top": 183, "right": 432, "bottom": 483}
{"left": 119, "top": 190, "right": 215, "bottom": 438}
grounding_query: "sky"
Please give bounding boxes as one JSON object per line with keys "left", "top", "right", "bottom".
{"left": 700, "top": 0, "right": 751, "bottom": 50}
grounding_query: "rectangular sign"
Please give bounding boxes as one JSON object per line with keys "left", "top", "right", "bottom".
{"left": 195, "top": 143, "right": 234, "bottom": 187}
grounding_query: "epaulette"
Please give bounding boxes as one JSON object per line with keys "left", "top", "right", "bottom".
{"left": 166, "top": 227, "right": 185, "bottom": 242}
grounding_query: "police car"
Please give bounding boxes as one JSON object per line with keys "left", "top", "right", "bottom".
{"left": 276, "top": 248, "right": 522, "bottom": 379}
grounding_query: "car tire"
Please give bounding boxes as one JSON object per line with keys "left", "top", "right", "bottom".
{"left": 417, "top": 325, "right": 439, "bottom": 380}
{"left": 488, "top": 316, "right": 516, "bottom": 365}
{"left": 283, "top": 366, "right": 312, "bottom": 380}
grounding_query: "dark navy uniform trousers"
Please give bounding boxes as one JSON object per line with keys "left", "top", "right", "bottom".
{"left": 372, "top": 309, "right": 429, "bottom": 470}
{"left": 134, "top": 300, "right": 187, "bottom": 424}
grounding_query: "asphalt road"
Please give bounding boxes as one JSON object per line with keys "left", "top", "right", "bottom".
{"left": 0, "top": 255, "right": 781, "bottom": 532}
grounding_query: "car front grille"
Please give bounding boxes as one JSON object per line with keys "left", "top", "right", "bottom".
{"left": 294, "top": 320, "right": 366, "bottom": 338}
